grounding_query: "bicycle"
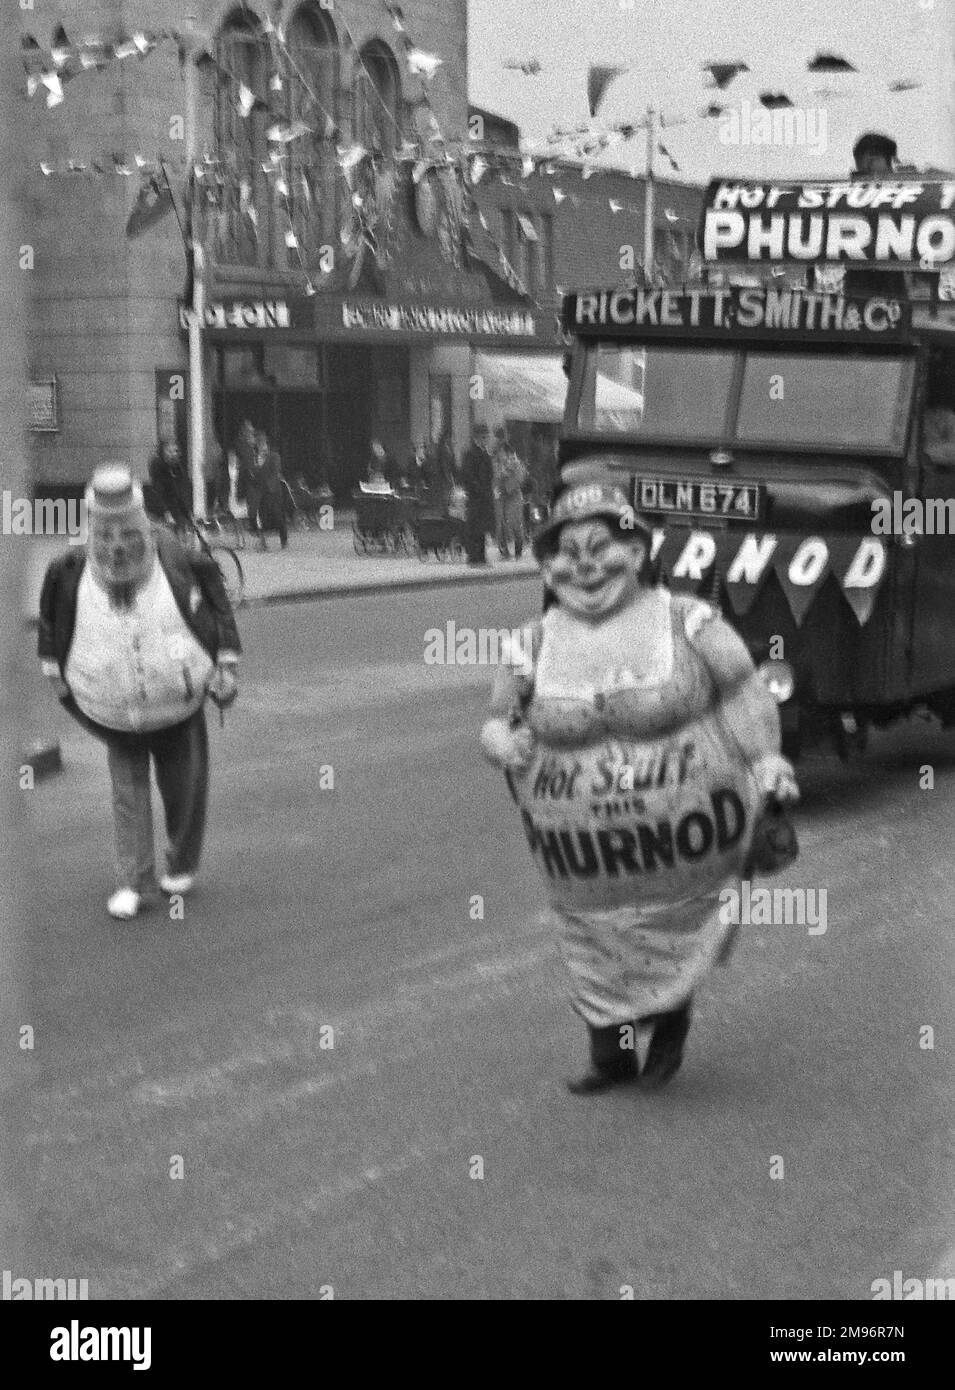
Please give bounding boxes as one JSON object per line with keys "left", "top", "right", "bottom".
{"left": 170, "top": 514, "right": 245, "bottom": 608}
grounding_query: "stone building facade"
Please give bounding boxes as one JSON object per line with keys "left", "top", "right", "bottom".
{"left": 23, "top": 1, "right": 537, "bottom": 499}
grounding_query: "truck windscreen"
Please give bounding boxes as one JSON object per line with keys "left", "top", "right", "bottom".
{"left": 578, "top": 345, "right": 735, "bottom": 439}
{"left": 576, "top": 343, "right": 915, "bottom": 452}
{"left": 736, "top": 352, "right": 913, "bottom": 450}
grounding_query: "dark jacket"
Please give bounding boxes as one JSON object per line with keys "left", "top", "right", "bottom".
{"left": 147, "top": 450, "right": 190, "bottom": 521}
{"left": 461, "top": 443, "right": 495, "bottom": 529}
{"left": 38, "top": 531, "right": 242, "bottom": 739}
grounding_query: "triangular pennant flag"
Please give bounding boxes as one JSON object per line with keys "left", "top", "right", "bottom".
{"left": 587, "top": 64, "right": 627, "bottom": 118}
{"left": 832, "top": 536, "right": 887, "bottom": 626}
{"left": 125, "top": 174, "right": 174, "bottom": 237}
{"left": 772, "top": 536, "right": 831, "bottom": 627}
{"left": 50, "top": 26, "right": 71, "bottom": 69}
{"left": 407, "top": 49, "right": 442, "bottom": 80}
{"left": 717, "top": 532, "right": 778, "bottom": 617}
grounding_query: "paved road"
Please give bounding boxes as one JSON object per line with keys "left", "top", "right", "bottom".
{"left": 21, "top": 578, "right": 955, "bottom": 1299}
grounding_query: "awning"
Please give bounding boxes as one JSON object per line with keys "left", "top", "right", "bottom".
{"left": 473, "top": 351, "right": 569, "bottom": 422}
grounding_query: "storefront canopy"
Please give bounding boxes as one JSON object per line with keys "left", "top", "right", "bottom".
{"left": 474, "top": 351, "right": 570, "bottom": 423}
{"left": 474, "top": 351, "right": 645, "bottom": 425}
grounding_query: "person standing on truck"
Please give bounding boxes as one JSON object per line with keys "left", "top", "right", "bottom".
{"left": 847, "top": 133, "right": 907, "bottom": 299}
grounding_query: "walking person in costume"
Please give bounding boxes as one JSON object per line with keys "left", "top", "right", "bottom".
{"left": 480, "top": 477, "right": 799, "bottom": 1092}
{"left": 37, "top": 465, "right": 241, "bottom": 920}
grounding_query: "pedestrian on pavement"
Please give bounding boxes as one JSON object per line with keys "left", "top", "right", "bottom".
{"left": 250, "top": 430, "right": 288, "bottom": 550}
{"left": 146, "top": 440, "right": 191, "bottom": 529}
{"left": 363, "top": 440, "right": 395, "bottom": 494}
{"left": 37, "top": 465, "right": 241, "bottom": 920}
{"left": 480, "top": 474, "right": 799, "bottom": 1093}
{"left": 461, "top": 424, "right": 495, "bottom": 566}
{"left": 233, "top": 419, "right": 258, "bottom": 505}
{"left": 492, "top": 430, "right": 528, "bottom": 560}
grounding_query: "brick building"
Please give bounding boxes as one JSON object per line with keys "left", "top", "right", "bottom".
{"left": 21, "top": 5, "right": 703, "bottom": 501}
{"left": 23, "top": 1, "right": 546, "bottom": 500}
{"left": 468, "top": 106, "right": 703, "bottom": 485}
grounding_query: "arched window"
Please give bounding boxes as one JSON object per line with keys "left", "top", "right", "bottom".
{"left": 285, "top": 4, "right": 341, "bottom": 265}
{"left": 354, "top": 40, "right": 402, "bottom": 156}
{"left": 215, "top": 10, "right": 271, "bottom": 266}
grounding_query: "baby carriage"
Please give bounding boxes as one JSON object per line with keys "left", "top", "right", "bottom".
{"left": 286, "top": 477, "right": 331, "bottom": 529}
{"left": 412, "top": 508, "right": 468, "bottom": 561}
{"left": 351, "top": 490, "right": 415, "bottom": 553}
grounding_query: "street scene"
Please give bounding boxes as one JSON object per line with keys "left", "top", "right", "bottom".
{"left": 2, "top": 0, "right": 955, "bottom": 1326}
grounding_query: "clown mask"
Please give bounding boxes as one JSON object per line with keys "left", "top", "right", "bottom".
{"left": 542, "top": 518, "right": 645, "bottom": 622}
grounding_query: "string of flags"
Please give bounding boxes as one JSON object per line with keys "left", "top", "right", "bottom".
{"left": 20, "top": 0, "right": 695, "bottom": 302}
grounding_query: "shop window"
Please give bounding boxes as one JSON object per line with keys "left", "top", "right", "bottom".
{"left": 515, "top": 211, "right": 535, "bottom": 291}
{"left": 286, "top": 5, "right": 341, "bottom": 265}
{"left": 501, "top": 208, "right": 516, "bottom": 268}
{"left": 354, "top": 40, "right": 402, "bottom": 156}
{"left": 539, "top": 213, "right": 555, "bottom": 296}
{"left": 215, "top": 11, "right": 272, "bottom": 267}
{"left": 263, "top": 346, "right": 320, "bottom": 387}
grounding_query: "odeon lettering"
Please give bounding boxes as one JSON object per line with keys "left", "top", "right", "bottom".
{"left": 520, "top": 788, "right": 747, "bottom": 880}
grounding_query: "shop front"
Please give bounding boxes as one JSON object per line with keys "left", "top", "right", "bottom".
{"left": 185, "top": 288, "right": 548, "bottom": 498}
{"left": 471, "top": 348, "right": 570, "bottom": 501}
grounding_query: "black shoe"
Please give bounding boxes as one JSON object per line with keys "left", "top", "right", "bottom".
{"left": 566, "top": 1059, "right": 638, "bottom": 1095}
{"left": 639, "top": 1002, "right": 692, "bottom": 1089}
{"left": 566, "top": 1021, "right": 639, "bottom": 1095}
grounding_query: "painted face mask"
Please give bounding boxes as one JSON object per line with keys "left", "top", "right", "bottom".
{"left": 88, "top": 512, "right": 155, "bottom": 597}
{"left": 542, "top": 518, "right": 645, "bottom": 621}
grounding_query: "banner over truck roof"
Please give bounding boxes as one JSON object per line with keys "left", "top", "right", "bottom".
{"left": 701, "top": 179, "right": 955, "bottom": 267}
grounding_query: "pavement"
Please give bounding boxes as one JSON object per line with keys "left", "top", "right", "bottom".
{"left": 19, "top": 511, "right": 538, "bottom": 619}
{"left": 17, "top": 578, "right": 955, "bottom": 1299}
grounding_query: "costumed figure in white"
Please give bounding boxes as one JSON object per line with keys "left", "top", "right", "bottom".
{"left": 38, "top": 466, "right": 241, "bottom": 920}
{"left": 481, "top": 477, "right": 799, "bottom": 1092}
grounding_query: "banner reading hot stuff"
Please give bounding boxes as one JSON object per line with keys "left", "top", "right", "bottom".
{"left": 648, "top": 529, "right": 888, "bottom": 626}
{"left": 700, "top": 178, "right": 955, "bottom": 266}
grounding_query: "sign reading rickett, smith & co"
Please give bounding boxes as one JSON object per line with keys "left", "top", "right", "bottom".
{"left": 564, "top": 287, "right": 911, "bottom": 341}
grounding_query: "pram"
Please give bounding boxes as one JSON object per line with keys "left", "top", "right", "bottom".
{"left": 286, "top": 477, "right": 331, "bottom": 529}
{"left": 351, "top": 490, "right": 416, "bottom": 553}
{"left": 412, "top": 508, "right": 467, "bottom": 562}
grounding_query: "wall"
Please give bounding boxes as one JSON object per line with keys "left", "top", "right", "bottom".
{"left": 22, "top": 0, "right": 469, "bottom": 491}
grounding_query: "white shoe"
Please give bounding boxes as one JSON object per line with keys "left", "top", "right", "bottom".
{"left": 160, "top": 872, "right": 195, "bottom": 895}
{"left": 108, "top": 888, "right": 141, "bottom": 920}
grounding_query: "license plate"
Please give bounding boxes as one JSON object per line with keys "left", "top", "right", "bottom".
{"left": 633, "top": 476, "right": 764, "bottom": 521}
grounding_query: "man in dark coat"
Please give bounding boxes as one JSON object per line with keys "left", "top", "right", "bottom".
{"left": 147, "top": 440, "right": 191, "bottom": 526}
{"left": 249, "top": 430, "right": 288, "bottom": 549}
{"left": 461, "top": 424, "right": 495, "bottom": 566}
{"left": 38, "top": 465, "right": 240, "bottom": 920}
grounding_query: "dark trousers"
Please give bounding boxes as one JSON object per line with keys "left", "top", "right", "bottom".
{"left": 105, "top": 708, "right": 209, "bottom": 892}
{"left": 248, "top": 483, "right": 287, "bottom": 544}
{"left": 465, "top": 519, "right": 488, "bottom": 563}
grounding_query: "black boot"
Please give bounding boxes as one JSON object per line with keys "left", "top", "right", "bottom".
{"left": 638, "top": 1000, "right": 693, "bottom": 1089}
{"left": 567, "top": 1021, "right": 639, "bottom": 1095}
